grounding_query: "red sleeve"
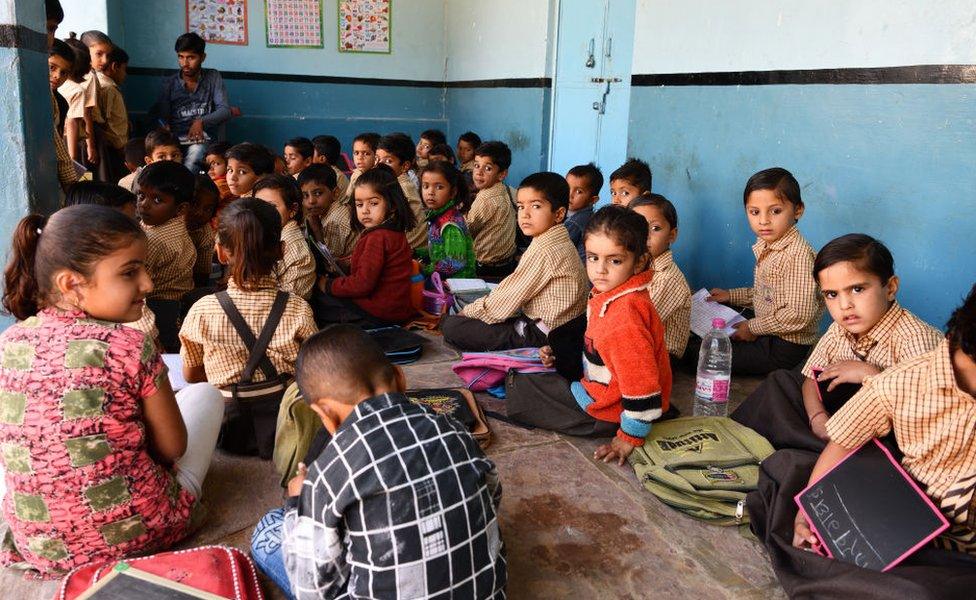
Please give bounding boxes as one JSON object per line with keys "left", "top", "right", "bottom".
{"left": 329, "top": 232, "right": 385, "bottom": 298}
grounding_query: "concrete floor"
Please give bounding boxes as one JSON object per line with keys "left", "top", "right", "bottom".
{"left": 0, "top": 332, "right": 785, "bottom": 599}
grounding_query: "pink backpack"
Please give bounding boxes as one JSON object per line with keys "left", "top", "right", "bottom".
{"left": 452, "top": 348, "right": 555, "bottom": 391}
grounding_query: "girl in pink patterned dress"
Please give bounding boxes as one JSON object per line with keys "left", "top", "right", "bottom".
{"left": 0, "top": 205, "right": 224, "bottom": 577}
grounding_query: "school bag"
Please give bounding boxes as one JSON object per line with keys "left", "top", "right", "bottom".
{"left": 629, "top": 416, "right": 775, "bottom": 526}
{"left": 216, "top": 290, "right": 291, "bottom": 460}
{"left": 422, "top": 271, "right": 454, "bottom": 316}
{"left": 365, "top": 326, "right": 425, "bottom": 365}
{"left": 56, "top": 545, "right": 263, "bottom": 599}
{"left": 452, "top": 348, "right": 555, "bottom": 392}
{"left": 408, "top": 387, "right": 492, "bottom": 448}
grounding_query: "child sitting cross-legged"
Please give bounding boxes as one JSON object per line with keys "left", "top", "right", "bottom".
{"left": 253, "top": 174, "right": 316, "bottom": 299}
{"left": 137, "top": 161, "right": 197, "bottom": 351}
{"left": 441, "top": 172, "right": 589, "bottom": 351}
{"left": 297, "top": 164, "right": 358, "bottom": 265}
{"left": 249, "top": 324, "right": 507, "bottom": 599}
{"left": 376, "top": 133, "right": 427, "bottom": 250}
{"left": 414, "top": 128, "right": 446, "bottom": 171}
{"left": 794, "top": 283, "right": 976, "bottom": 555}
{"left": 418, "top": 160, "right": 476, "bottom": 279}
{"left": 630, "top": 194, "right": 692, "bottom": 360}
{"left": 119, "top": 128, "right": 183, "bottom": 192}
{"left": 707, "top": 167, "right": 824, "bottom": 375}
{"left": 347, "top": 131, "right": 379, "bottom": 194}
{"left": 310, "top": 164, "right": 417, "bottom": 328}
{"left": 282, "top": 137, "right": 314, "bottom": 178}
{"left": 187, "top": 174, "right": 220, "bottom": 288}
{"left": 204, "top": 141, "right": 235, "bottom": 223}
{"left": 0, "top": 205, "right": 224, "bottom": 577}
{"left": 506, "top": 205, "right": 671, "bottom": 464}
{"left": 609, "top": 157, "right": 652, "bottom": 207}
{"left": 226, "top": 142, "right": 276, "bottom": 198}
{"left": 732, "top": 233, "right": 942, "bottom": 452}
{"left": 466, "top": 141, "right": 518, "bottom": 277}
{"left": 311, "top": 135, "right": 350, "bottom": 199}
{"left": 564, "top": 162, "right": 603, "bottom": 260}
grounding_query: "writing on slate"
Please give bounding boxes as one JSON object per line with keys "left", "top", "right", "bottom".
{"left": 805, "top": 483, "right": 885, "bottom": 570}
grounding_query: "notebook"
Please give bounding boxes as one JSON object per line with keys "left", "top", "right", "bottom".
{"left": 795, "top": 438, "right": 949, "bottom": 571}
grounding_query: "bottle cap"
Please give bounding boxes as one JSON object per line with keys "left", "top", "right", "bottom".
{"left": 712, "top": 318, "right": 726, "bottom": 329}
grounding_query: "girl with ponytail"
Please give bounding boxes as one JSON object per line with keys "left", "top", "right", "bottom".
{"left": 0, "top": 205, "right": 224, "bottom": 576}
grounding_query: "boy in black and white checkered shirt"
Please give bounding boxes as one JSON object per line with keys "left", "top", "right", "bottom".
{"left": 251, "top": 325, "right": 507, "bottom": 599}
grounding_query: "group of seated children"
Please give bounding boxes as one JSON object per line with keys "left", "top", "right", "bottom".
{"left": 0, "top": 112, "right": 973, "bottom": 598}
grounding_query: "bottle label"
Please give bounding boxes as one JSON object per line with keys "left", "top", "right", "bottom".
{"left": 695, "top": 376, "right": 730, "bottom": 402}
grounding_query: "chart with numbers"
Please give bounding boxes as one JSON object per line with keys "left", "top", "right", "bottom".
{"left": 338, "top": 0, "right": 391, "bottom": 54}
{"left": 186, "top": 0, "right": 248, "bottom": 45}
{"left": 266, "top": 0, "right": 323, "bottom": 48}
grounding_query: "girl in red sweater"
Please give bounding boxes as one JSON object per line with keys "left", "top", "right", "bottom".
{"left": 312, "top": 164, "right": 417, "bottom": 327}
{"left": 507, "top": 205, "right": 672, "bottom": 464}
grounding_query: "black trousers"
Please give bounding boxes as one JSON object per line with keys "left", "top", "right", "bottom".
{"left": 730, "top": 368, "right": 825, "bottom": 453}
{"left": 147, "top": 298, "right": 182, "bottom": 353}
{"left": 506, "top": 371, "right": 617, "bottom": 438}
{"left": 475, "top": 258, "right": 517, "bottom": 283}
{"left": 730, "top": 335, "right": 811, "bottom": 376}
{"left": 440, "top": 314, "right": 547, "bottom": 352}
{"left": 308, "top": 288, "right": 389, "bottom": 330}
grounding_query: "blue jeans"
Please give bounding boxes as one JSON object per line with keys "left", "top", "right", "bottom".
{"left": 251, "top": 508, "right": 296, "bottom": 600}
{"left": 183, "top": 143, "right": 208, "bottom": 175}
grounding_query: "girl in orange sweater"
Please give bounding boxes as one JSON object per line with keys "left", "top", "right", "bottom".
{"left": 507, "top": 205, "right": 672, "bottom": 464}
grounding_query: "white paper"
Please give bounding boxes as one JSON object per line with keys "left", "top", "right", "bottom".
{"left": 446, "top": 278, "right": 491, "bottom": 293}
{"left": 690, "top": 288, "right": 746, "bottom": 337}
{"left": 163, "top": 354, "right": 188, "bottom": 391}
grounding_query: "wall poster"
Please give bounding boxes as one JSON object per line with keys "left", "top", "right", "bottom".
{"left": 266, "top": 0, "right": 324, "bottom": 48}
{"left": 338, "top": 0, "right": 391, "bottom": 54}
{"left": 186, "top": 0, "right": 249, "bottom": 45}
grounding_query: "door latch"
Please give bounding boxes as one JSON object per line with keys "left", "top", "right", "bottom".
{"left": 591, "top": 78, "right": 622, "bottom": 114}
{"left": 585, "top": 38, "right": 596, "bottom": 68}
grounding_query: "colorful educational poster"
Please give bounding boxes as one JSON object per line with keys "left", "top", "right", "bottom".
{"left": 338, "top": 0, "right": 391, "bottom": 54}
{"left": 186, "top": 0, "right": 249, "bottom": 46}
{"left": 266, "top": 0, "right": 324, "bottom": 48}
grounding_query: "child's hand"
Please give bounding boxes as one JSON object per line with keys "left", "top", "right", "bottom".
{"left": 793, "top": 511, "right": 820, "bottom": 550}
{"left": 816, "top": 360, "right": 879, "bottom": 390}
{"left": 707, "top": 288, "right": 730, "bottom": 304}
{"left": 594, "top": 437, "right": 637, "bottom": 466}
{"left": 86, "top": 139, "right": 99, "bottom": 164}
{"left": 539, "top": 345, "right": 555, "bottom": 368}
{"left": 809, "top": 412, "right": 830, "bottom": 441}
{"left": 287, "top": 463, "right": 308, "bottom": 497}
{"left": 731, "top": 321, "right": 757, "bottom": 342}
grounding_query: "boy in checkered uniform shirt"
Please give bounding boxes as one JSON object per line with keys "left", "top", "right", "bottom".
{"left": 251, "top": 325, "right": 507, "bottom": 599}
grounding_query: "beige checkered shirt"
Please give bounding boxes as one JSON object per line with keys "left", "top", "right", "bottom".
{"left": 188, "top": 225, "right": 216, "bottom": 279}
{"left": 826, "top": 339, "right": 975, "bottom": 553}
{"left": 728, "top": 225, "right": 824, "bottom": 345}
{"left": 179, "top": 277, "right": 317, "bottom": 388}
{"left": 322, "top": 196, "right": 358, "bottom": 259}
{"left": 52, "top": 92, "right": 79, "bottom": 189}
{"left": 334, "top": 166, "right": 350, "bottom": 201}
{"left": 124, "top": 304, "right": 159, "bottom": 345}
{"left": 802, "top": 301, "right": 942, "bottom": 379}
{"left": 274, "top": 220, "right": 316, "bottom": 299}
{"left": 144, "top": 217, "right": 195, "bottom": 301}
{"left": 466, "top": 181, "right": 516, "bottom": 265}
{"left": 462, "top": 224, "right": 588, "bottom": 330}
{"left": 398, "top": 172, "right": 428, "bottom": 250}
{"left": 96, "top": 72, "right": 128, "bottom": 150}
{"left": 649, "top": 250, "right": 692, "bottom": 358}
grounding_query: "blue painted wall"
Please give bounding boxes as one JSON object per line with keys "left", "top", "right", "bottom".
{"left": 627, "top": 83, "right": 976, "bottom": 329}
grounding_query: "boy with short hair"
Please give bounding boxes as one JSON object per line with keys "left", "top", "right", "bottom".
{"left": 119, "top": 129, "right": 184, "bottom": 191}
{"left": 428, "top": 142, "right": 457, "bottom": 166}
{"left": 565, "top": 162, "right": 602, "bottom": 260}
{"left": 415, "top": 128, "right": 447, "bottom": 170}
{"left": 794, "top": 284, "right": 976, "bottom": 555}
{"left": 225, "top": 142, "right": 275, "bottom": 197}
{"left": 250, "top": 325, "right": 506, "bottom": 599}
{"left": 48, "top": 39, "right": 73, "bottom": 136}
{"left": 442, "top": 172, "right": 589, "bottom": 351}
{"left": 466, "top": 141, "right": 517, "bottom": 277}
{"left": 609, "top": 157, "right": 652, "bottom": 206}
{"left": 311, "top": 134, "right": 350, "bottom": 199}
{"left": 348, "top": 131, "right": 379, "bottom": 193}
{"left": 254, "top": 174, "right": 317, "bottom": 299}
{"left": 283, "top": 136, "right": 314, "bottom": 177}
{"left": 457, "top": 131, "right": 482, "bottom": 173}
{"left": 94, "top": 41, "right": 129, "bottom": 183}
{"left": 376, "top": 133, "right": 427, "bottom": 249}
{"left": 298, "top": 164, "right": 358, "bottom": 261}
{"left": 188, "top": 174, "right": 220, "bottom": 287}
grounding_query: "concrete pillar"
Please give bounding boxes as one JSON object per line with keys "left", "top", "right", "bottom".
{"left": 0, "top": 1, "right": 61, "bottom": 328}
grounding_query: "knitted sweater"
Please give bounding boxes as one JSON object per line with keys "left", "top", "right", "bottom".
{"left": 574, "top": 269, "right": 672, "bottom": 446}
{"left": 422, "top": 202, "right": 476, "bottom": 278}
{"left": 328, "top": 227, "right": 416, "bottom": 323}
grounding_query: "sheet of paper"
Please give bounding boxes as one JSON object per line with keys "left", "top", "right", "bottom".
{"left": 446, "top": 278, "right": 491, "bottom": 293}
{"left": 162, "top": 354, "right": 188, "bottom": 391}
{"left": 690, "top": 288, "right": 746, "bottom": 337}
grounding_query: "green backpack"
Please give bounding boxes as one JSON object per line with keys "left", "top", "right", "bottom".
{"left": 628, "top": 416, "right": 774, "bottom": 526}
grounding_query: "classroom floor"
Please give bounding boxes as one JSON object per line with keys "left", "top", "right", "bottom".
{"left": 0, "top": 332, "right": 785, "bottom": 599}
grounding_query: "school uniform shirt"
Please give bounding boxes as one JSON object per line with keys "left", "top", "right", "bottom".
{"left": 333, "top": 165, "right": 350, "bottom": 201}
{"left": 124, "top": 304, "right": 159, "bottom": 345}
{"left": 576, "top": 269, "right": 672, "bottom": 446}
{"left": 461, "top": 159, "right": 475, "bottom": 173}
{"left": 466, "top": 181, "right": 516, "bottom": 266}
{"left": 118, "top": 167, "right": 141, "bottom": 193}
{"left": 826, "top": 339, "right": 976, "bottom": 554}
{"left": 398, "top": 172, "right": 428, "bottom": 250}
{"left": 59, "top": 75, "right": 101, "bottom": 128}
{"left": 274, "top": 221, "right": 316, "bottom": 299}
{"left": 282, "top": 392, "right": 506, "bottom": 600}
{"left": 728, "top": 225, "right": 823, "bottom": 346}
{"left": 52, "top": 92, "right": 78, "bottom": 189}
{"left": 345, "top": 168, "right": 363, "bottom": 202}
{"left": 649, "top": 250, "right": 693, "bottom": 358}
{"left": 321, "top": 197, "right": 358, "bottom": 259}
{"left": 188, "top": 224, "right": 216, "bottom": 280}
{"left": 179, "top": 277, "right": 316, "bottom": 389}
{"left": 143, "top": 216, "right": 196, "bottom": 301}
{"left": 461, "top": 224, "right": 588, "bottom": 332}
{"left": 327, "top": 227, "right": 416, "bottom": 323}
{"left": 801, "top": 301, "right": 942, "bottom": 379}
{"left": 95, "top": 72, "right": 128, "bottom": 150}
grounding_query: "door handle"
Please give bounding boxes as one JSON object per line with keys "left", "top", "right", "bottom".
{"left": 605, "top": 36, "right": 613, "bottom": 58}
{"left": 585, "top": 38, "right": 596, "bottom": 68}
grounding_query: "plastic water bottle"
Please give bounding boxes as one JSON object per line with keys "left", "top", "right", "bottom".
{"left": 694, "top": 318, "right": 733, "bottom": 417}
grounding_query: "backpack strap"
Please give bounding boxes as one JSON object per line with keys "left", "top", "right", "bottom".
{"left": 215, "top": 290, "right": 290, "bottom": 384}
